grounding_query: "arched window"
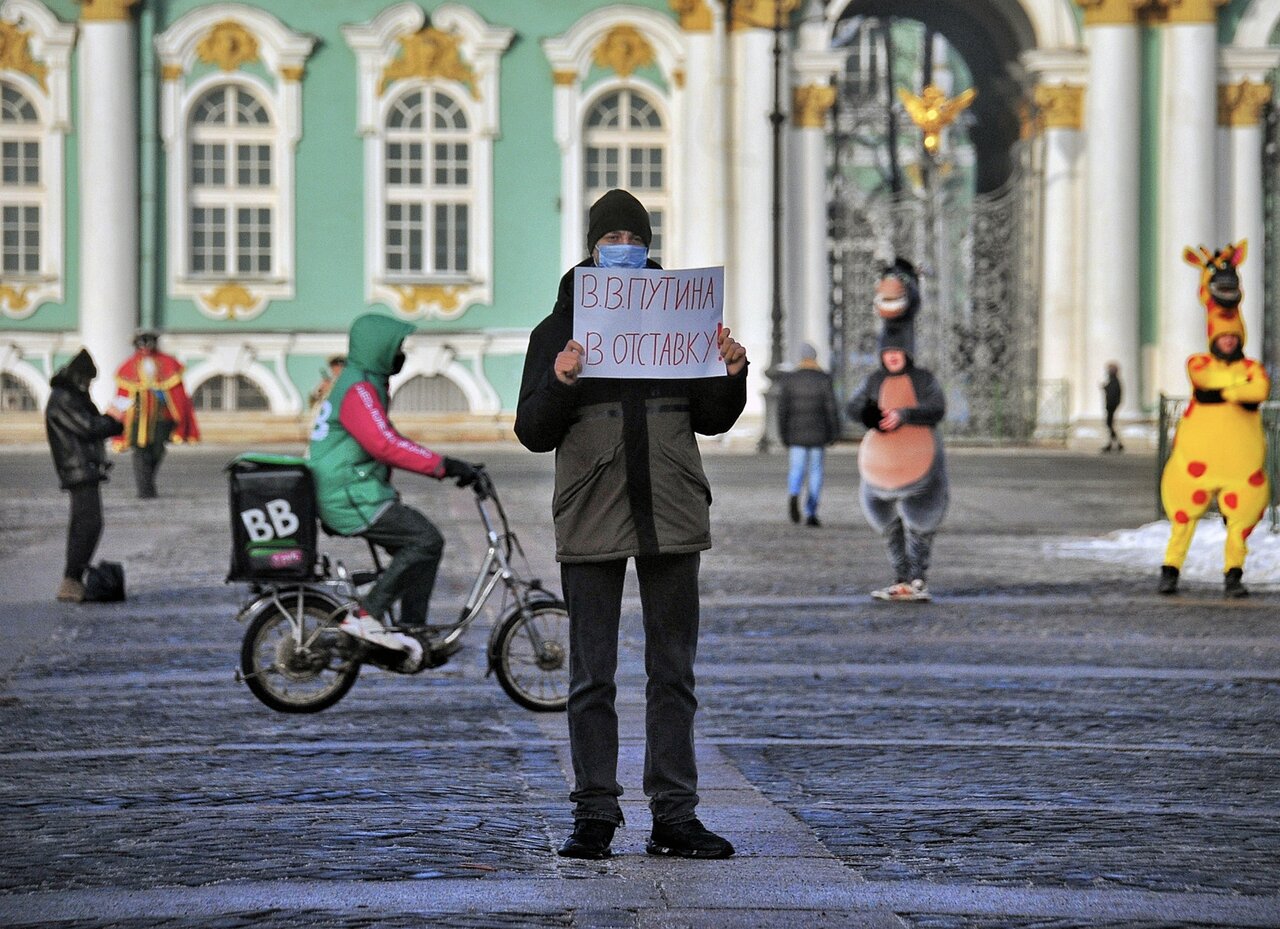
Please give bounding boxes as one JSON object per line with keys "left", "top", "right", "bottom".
{"left": 156, "top": 5, "right": 314, "bottom": 320}
{"left": 188, "top": 85, "right": 275, "bottom": 279}
{"left": 192, "top": 374, "right": 270, "bottom": 412}
{"left": 384, "top": 88, "right": 470, "bottom": 278}
{"left": 391, "top": 374, "right": 469, "bottom": 413}
{"left": 1, "top": 82, "right": 40, "bottom": 279}
{"left": 584, "top": 88, "right": 667, "bottom": 262}
{"left": 344, "top": 4, "right": 512, "bottom": 319}
{"left": 0, "top": 371, "right": 37, "bottom": 411}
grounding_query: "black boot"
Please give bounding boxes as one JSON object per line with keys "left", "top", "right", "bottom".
{"left": 788, "top": 495, "right": 800, "bottom": 524}
{"left": 558, "top": 819, "right": 615, "bottom": 859}
{"left": 1157, "top": 565, "right": 1179, "bottom": 595}
{"left": 646, "top": 817, "right": 735, "bottom": 859}
{"left": 1224, "top": 568, "right": 1248, "bottom": 599}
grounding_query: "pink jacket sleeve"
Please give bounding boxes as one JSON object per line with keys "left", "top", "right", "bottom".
{"left": 339, "top": 381, "right": 446, "bottom": 478}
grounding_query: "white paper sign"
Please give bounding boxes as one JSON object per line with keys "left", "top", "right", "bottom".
{"left": 573, "top": 266, "right": 725, "bottom": 379}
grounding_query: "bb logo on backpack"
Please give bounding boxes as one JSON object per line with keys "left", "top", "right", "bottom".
{"left": 240, "top": 499, "right": 301, "bottom": 542}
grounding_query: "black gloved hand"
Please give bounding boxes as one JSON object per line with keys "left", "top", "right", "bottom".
{"left": 859, "top": 401, "right": 883, "bottom": 430}
{"left": 442, "top": 457, "right": 481, "bottom": 488}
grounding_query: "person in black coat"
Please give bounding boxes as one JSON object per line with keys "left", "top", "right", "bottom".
{"left": 515, "top": 189, "right": 747, "bottom": 862}
{"left": 45, "top": 349, "right": 124, "bottom": 602}
{"left": 778, "top": 342, "right": 840, "bottom": 526}
{"left": 1101, "top": 362, "right": 1123, "bottom": 452}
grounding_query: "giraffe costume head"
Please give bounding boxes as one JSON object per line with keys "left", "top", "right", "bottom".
{"left": 1182, "top": 240, "right": 1246, "bottom": 352}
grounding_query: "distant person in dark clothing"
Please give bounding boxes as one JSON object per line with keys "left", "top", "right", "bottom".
{"left": 779, "top": 342, "right": 840, "bottom": 527}
{"left": 1102, "top": 362, "right": 1123, "bottom": 453}
{"left": 45, "top": 349, "right": 124, "bottom": 603}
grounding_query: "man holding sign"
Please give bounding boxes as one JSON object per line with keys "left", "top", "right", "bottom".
{"left": 516, "top": 189, "right": 748, "bottom": 861}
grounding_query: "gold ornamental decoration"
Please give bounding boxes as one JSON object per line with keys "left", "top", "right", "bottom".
{"left": 395, "top": 284, "right": 463, "bottom": 316}
{"left": 552, "top": 69, "right": 577, "bottom": 86}
{"left": 669, "top": 0, "right": 714, "bottom": 32}
{"left": 1033, "top": 84, "right": 1084, "bottom": 130}
{"left": 730, "top": 0, "right": 801, "bottom": 31}
{"left": 280, "top": 65, "right": 305, "bottom": 83}
{"left": 592, "top": 26, "right": 655, "bottom": 79}
{"left": 793, "top": 84, "right": 836, "bottom": 129}
{"left": 197, "top": 21, "right": 261, "bottom": 72}
{"left": 203, "top": 283, "right": 258, "bottom": 319}
{"left": 1143, "top": 0, "right": 1227, "bottom": 23}
{"left": 79, "top": 0, "right": 138, "bottom": 22}
{"left": 160, "top": 63, "right": 184, "bottom": 82}
{"left": 0, "top": 21, "right": 47, "bottom": 90}
{"left": 380, "top": 27, "right": 476, "bottom": 97}
{"left": 898, "top": 84, "right": 977, "bottom": 156}
{"left": 0, "top": 284, "right": 31, "bottom": 313}
{"left": 1074, "top": 0, "right": 1144, "bottom": 25}
{"left": 1219, "top": 81, "right": 1272, "bottom": 127}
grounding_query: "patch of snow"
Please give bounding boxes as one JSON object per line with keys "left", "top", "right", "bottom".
{"left": 1049, "top": 520, "right": 1280, "bottom": 590}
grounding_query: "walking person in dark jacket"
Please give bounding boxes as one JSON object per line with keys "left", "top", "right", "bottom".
{"left": 779, "top": 342, "right": 840, "bottom": 527}
{"left": 515, "top": 188, "right": 748, "bottom": 861}
{"left": 45, "top": 349, "right": 125, "bottom": 603}
{"left": 1101, "top": 362, "right": 1123, "bottom": 452}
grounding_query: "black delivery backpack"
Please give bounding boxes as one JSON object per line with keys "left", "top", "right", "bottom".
{"left": 226, "top": 453, "right": 317, "bottom": 582}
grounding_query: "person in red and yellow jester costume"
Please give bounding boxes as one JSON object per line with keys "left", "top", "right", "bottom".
{"left": 113, "top": 331, "right": 200, "bottom": 499}
{"left": 1159, "top": 241, "right": 1271, "bottom": 599}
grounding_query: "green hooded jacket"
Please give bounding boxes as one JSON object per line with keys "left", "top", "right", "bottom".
{"left": 308, "top": 314, "right": 416, "bottom": 535}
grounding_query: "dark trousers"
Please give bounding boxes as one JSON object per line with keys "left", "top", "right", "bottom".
{"left": 65, "top": 482, "right": 104, "bottom": 581}
{"left": 1105, "top": 407, "right": 1120, "bottom": 445}
{"left": 358, "top": 502, "right": 444, "bottom": 626}
{"left": 561, "top": 552, "right": 701, "bottom": 826}
{"left": 131, "top": 420, "right": 172, "bottom": 498}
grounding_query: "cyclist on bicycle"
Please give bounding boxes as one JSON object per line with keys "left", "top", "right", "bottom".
{"left": 309, "top": 313, "right": 480, "bottom": 658}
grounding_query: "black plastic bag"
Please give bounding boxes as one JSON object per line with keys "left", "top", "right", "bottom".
{"left": 83, "top": 561, "right": 126, "bottom": 602}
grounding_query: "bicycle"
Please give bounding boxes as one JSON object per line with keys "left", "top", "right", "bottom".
{"left": 229, "top": 458, "right": 569, "bottom": 714}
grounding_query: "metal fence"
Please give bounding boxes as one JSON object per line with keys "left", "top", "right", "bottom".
{"left": 1156, "top": 395, "right": 1280, "bottom": 532}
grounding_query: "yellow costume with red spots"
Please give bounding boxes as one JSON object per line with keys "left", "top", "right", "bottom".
{"left": 1160, "top": 241, "right": 1270, "bottom": 576}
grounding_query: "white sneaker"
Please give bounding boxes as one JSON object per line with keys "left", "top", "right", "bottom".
{"left": 909, "top": 579, "right": 932, "bottom": 602}
{"left": 339, "top": 612, "right": 411, "bottom": 653}
{"left": 871, "top": 582, "right": 914, "bottom": 601}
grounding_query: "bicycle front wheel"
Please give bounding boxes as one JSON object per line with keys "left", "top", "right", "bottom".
{"left": 492, "top": 601, "right": 569, "bottom": 712}
{"left": 240, "top": 597, "right": 360, "bottom": 713}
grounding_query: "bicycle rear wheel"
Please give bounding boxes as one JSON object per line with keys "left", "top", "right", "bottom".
{"left": 492, "top": 601, "right": 569, "bottom": 712}
{"left": 240, "top": 597, "right": 360, "bottom": 713}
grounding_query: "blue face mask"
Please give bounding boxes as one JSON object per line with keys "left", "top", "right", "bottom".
{"left": 596, "top": 243, "right": 649, "bottom": 269}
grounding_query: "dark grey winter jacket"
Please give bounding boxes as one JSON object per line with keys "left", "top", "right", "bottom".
{"left": 515, "top": 259, "right": 748, "bottom": 563}
{"left": 778, "top": 365, "right": 840, "bottom": 448}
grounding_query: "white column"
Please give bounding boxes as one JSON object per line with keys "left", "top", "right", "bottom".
{"left": 730, "top": 23, "right": 780, "bottom": 413}
{"left": 78, "top": 2, "right": 140, "bottom": 408}
{"left": 1217, "top": 60, "right": 1279, "bottom": 353}
{"left": 1156, "top": 10, "right": 1220, "bottom": 397}
{"left": 678, "top": 13, "right": 726, "bottom": 270}
{"left": 1081, "top": 11, "right": 1142, "bottom": 424}
{"left": 1029, "top": 81, "right": 1086, "bottom": 429}
{"left": 787, "top": 11, "right": 844, "bottom": 370}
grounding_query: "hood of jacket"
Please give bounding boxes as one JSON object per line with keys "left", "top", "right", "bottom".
{"left": 50, "top": 348, "right": 96, "bottom": 391}
{"left": 346, "top": 314, "right": 416, "bottom": 379}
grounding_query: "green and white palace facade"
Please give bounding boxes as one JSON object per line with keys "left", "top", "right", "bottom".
{"left": 1, "top": 0, "right": 1278, "bottom": 442}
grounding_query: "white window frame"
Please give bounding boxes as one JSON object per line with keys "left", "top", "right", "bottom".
{"left": 582, "top": 82, "right": 672, "bottom": 264}
{"left": 156, "top": 4, "right": 314, "bottom": 321}
{"left": 543, "top": 6, "right": 686, "bottom": 270}
{"left": 0, "top": 0, "right": 74, "bottom": 320}
{"left": 344, "top": 3, "right": 513, "bottom": 320}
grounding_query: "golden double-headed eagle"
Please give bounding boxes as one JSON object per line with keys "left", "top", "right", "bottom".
{"left": 897, "top": 84, "right": 977, "bottom": 156}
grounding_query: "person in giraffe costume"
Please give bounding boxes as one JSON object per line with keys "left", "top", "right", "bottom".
{"left": 1158, "top": 240, "right": 1271, "bottom": 598}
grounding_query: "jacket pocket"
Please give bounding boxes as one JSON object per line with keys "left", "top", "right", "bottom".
{"left": 553, "top": 440, "right": 622, "bottom": 519}
{"left": 649, "top": 433, "right": 712, "bottom": 548}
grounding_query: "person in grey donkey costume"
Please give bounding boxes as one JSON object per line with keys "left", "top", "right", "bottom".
{"left": 846, "top": 258, "right": 949, "bottom": 602}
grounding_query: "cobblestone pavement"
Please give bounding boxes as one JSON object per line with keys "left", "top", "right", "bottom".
{"left": 0, "top": 442, "right": 1277, "bottom": 928}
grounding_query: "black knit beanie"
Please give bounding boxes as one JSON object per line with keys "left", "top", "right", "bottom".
{"left": 586, "top": 189, "right": 651, "bottom": 253}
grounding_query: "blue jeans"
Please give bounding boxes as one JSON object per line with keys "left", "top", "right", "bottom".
{"left": 787, "top": 446, "right": 825, "bottom": 518}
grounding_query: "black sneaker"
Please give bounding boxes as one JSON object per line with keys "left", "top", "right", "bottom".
{"left": 557, "top": 819, "right": 615, "bottom": 859}
{"left": 1158, "top": 565, "right": 1179, "bottom": 595}
{"left": 788, "top": 495, "right": 800, "bottom": 524}
{"left": 646, "top": 817, "right": 735, "bottom": 859}
{"left": 1224, "top": 568, "right": 1249, "bottom": 599}
{"left": 805, "top": 515, "right": 821, "bottom": 528}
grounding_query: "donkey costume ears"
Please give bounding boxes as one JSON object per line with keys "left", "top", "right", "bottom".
{"left": 1183, "top": 240, "right": 1247, "bottom": 269}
